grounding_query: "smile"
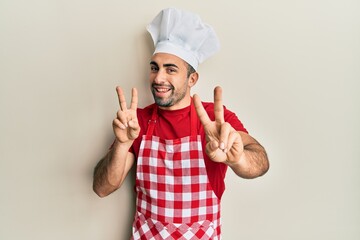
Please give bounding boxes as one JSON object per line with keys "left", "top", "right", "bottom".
{"left": 152, "top": 85, "right": 173, "bottom": 93}
{"left": 155, "top": 87, "right": 170, "bottom": 93}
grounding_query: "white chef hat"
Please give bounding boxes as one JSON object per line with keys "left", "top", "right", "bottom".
{"left": 146, "top": 7, "right": 220, "bottom": 71}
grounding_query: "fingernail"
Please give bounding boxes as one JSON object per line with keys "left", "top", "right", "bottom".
{"left": 220, "top": 142, "right": 225, "bottom": 150}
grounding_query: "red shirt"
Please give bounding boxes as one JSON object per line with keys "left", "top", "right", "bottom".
{"left": 131, "top": 102, "right": 247, "bottom": 199}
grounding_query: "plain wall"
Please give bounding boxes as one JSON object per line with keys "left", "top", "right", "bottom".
{"left": 1, "top": 0, "right": 359, "bottom": 239}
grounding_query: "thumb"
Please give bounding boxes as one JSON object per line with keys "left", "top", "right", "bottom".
{"left": 206, "top": 140, "right": 226, "bottom": 162}
{"left": 128, "top": 119, "right": 140, "bottom": 131}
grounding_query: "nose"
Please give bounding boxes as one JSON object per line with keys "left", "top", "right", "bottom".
{"left": 153, "top": 69, "right": 166, "bottom": 84}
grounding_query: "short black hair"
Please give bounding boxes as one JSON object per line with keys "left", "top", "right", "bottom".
{"left": 187, "top": 64, "right": 196, "bottom": 78}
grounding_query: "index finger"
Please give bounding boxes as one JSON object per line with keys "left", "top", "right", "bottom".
{"left": 193, "top": 94, "right": 212, "bottom": 128}
{"left": 116, "top": 86, "right": 127, "bottom": 111}
{"left": 213, "top": 86, "right": 224, "bottom": 125}
{"left": 130, "top": 88, "right": 138, "bottom": 110}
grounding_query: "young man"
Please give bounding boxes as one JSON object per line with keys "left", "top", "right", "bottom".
{"left": 93, "top": 8, "right": 269, "bottom": 239}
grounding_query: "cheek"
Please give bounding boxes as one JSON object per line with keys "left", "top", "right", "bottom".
{"left": 148, "top": 73, "right": 155, "bottom": 82}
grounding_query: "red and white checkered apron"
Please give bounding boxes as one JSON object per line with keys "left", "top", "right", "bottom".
{"left": 131, "top": 102, "right": 221, "bottom": 240}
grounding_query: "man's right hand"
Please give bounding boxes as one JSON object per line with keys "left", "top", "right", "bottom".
{"left": 112, "top": 87, "right": 140, "bottom": 144}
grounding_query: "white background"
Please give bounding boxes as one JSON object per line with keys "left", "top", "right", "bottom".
{"left": 1, "top": 0, "right": 359, "bottom": 239}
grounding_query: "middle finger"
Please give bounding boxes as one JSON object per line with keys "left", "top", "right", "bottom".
{"left": 213, "top": 86, "right": 225, "bottom": 126}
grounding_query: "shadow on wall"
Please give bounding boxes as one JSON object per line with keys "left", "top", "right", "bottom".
{"left": 120, "top": 32, "right": 153, "bottom": 239}
{"left": 90, "top": 133, "right": 137, "bottom": 239}
{"left": 121, "top": 166, "right": 137, "bottom": 239}
{"left": 90, "top": 29, "right": 153, "bottom": 239}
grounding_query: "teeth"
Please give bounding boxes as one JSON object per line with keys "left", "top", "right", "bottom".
{"left": 156, "top": 88, "right": 170, "bottom": 92}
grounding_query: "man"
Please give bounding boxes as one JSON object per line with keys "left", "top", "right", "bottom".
{"left": 93, "top": 8, "right": 269, "bottom": 239}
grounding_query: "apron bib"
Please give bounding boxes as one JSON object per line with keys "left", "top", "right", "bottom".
{"left": 131, "top": 102, "right": 221, "bottom": 240}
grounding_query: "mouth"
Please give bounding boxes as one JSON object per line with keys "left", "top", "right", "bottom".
{"left": 152, "top": 84, "right": 173, "bottom": 95}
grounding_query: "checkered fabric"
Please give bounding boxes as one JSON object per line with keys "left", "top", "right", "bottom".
{"left": 131, "top": 134, "right": 221, "bottom": 240}
{"left": 132, "top": 211, "right": 220, "bottom": 240}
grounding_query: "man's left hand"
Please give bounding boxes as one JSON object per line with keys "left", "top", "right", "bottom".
{"left": 193, "top": 86, "right": 244, "bottom": 165}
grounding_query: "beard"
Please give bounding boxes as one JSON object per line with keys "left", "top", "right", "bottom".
{"left": 151, "top": 83, "right": 188, "bottom": 108}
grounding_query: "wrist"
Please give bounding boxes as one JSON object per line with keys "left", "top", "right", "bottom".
{"left": 226, "top": 152, "right": 245, "bottom": 168}
{"left": 113, "top": 138, "right": 134, "bottom": 151}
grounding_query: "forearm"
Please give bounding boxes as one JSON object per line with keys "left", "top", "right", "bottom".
{"left": 228, "top": 132, "right": 269, "bottom": 179}
{"left": 93, "top": 140, "right": 134, "bottom": 197}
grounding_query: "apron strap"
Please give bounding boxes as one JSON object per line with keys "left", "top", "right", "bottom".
{"left": 190, "top": 98, "right": 198, "bottom": 136}
{"left": 146, "top": 104, "right": 158, "bottom": 136}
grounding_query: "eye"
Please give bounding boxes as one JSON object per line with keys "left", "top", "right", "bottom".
{"left": 150, "top": 65, "right": 158, "bottom": 72}
{"left": 167, "top": 68, "right": 177, "bottom": 74}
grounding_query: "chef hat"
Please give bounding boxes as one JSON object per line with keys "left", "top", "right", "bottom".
{"left": 146, "top": 8, "right": 220, "bottom": 70}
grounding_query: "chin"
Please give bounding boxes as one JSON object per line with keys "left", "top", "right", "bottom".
{"left": 154, "top": 98, "right": 173, "bottom": 107}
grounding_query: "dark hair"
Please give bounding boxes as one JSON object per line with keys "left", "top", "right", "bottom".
{"left": 187, "top": 64, "right": 196, "bottom": 78}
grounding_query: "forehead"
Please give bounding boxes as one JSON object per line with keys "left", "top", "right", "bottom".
{"left": 150, "top": 53, "right": 188, "bottom": 68}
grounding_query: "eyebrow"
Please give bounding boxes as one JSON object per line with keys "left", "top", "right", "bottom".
{"left": 150, "top": 61, "right": 179, "bottom": 69}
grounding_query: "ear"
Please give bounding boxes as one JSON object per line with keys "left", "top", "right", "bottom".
{"left": 188, "top": 72, "right": 199, "bottom": 87}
